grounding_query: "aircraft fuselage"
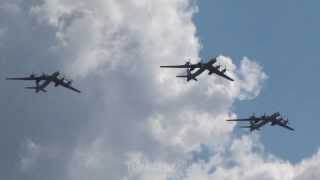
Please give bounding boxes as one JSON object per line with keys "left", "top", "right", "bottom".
{"left": 35, "top": 72, "right": 60, "bottom": 91}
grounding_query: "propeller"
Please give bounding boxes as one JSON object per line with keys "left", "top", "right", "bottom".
{"left": 250, "top": 113, "right": 256, "bottom": 119}
{"left": 220, "top": 65, "right": 228, "bottom": 73}
{"left": 209, "top": 57, "right": 217, "bottom": 64}
{"left": 60, "top": 75, "right": 66, "bottom": 81}
{"left": 250, "top": 113, "right": 260, "bottom": 123}
{"left": 186, "top": 67, "right": 191, "bottom": 74}
{"left": 262, "top": 113, "right": 266, "bottom": 119}
{"left": 67, "top": 79, "right": 73, "bottom": 85}
{"left": 30, "top": 72, "right": 37, "bottom": 78}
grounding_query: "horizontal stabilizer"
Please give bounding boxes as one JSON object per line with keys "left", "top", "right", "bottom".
{"left": 24, "top": 87, "right": 47, "bottom": 93}
{"left": 24, "top": 86, "right": 37, "bottom": 89}
{"left": 176, "top": 75, "right": 187, "bottom": 78}
{"left": 240, "top": 126, "right": 251, "bottom": 128}
{"left": 240, "top": 126, "right": 259, "bottom": 131}
{"left": 226, "top": 119, "right": 238, "bottom": 121}
{"left": 176, "top": 75, "right": 197, "bottom": 81}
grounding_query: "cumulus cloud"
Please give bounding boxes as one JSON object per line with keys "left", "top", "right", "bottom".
{"left": 178, "top": 135, "right": 320, "bottom": 180}
{"left": 19, "top": 139, "right": 42, "bottom": 172}
{"left": 237, "top": 57, "right": 268, "bottom": 100}
{"left": 19, "top": 139, "right": 59, "bottom": 172}
{"left": 30, "top": 0, "right": 200, "bottom": 80}
{"left": 126, "top": 152, "right": 177, "bottom": 180}
{"left": 0, "top": 0, "right": 319, "bottom": 180}
{"left": 124, "top": 135, "right": 320, "bottom": 180}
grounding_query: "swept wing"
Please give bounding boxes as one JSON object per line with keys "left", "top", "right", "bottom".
{"left": 53, "top": 78, "right": 81, "bottom": 93}
{"left": 160, "top": 64, "right": 200, "bottom": 69}
{"left": 275, "top": 122, "right": 294, "bottom": 131}
{"left": 6, "top": 76, "right": 44, "bottom": 81}
{"left": 207, "top": 66, "right": 234, "bottom": 81}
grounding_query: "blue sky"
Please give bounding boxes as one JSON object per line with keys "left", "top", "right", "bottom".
{"left": 195, "top": 0, "right": 320, "bottom": 162}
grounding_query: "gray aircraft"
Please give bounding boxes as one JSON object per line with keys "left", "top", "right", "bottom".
{"left": 6, "top": 71, "right": 81, "bottom": 93}
{"left": 226, "top": 112, "right": 294, "bottom": 131}
{"left": 160, "top": 57, "right": 234, "bottom": 82}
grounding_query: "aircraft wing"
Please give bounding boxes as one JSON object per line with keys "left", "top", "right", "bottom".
{"left": 51, "top": 76, "right": 81, "bottom": 93}
{"left": 276, "top": 123, "right": 294, "bottom": 131}
{"left": 226, "top": 118, "right": 261, "bottom": 122}
{"left": 6, "top": 76, "right": 42, "bottom": 81}
{"left": 213, "top": 70, "right": 234, "bottom": 81}
{"left": 208, "top": 66, "right": 234, "bottom": 81}
{"left": 61, "top": 83, "right": 81, "bottom": 93}
{"left": 56, "top": 81, "right": 81, "bottom": 93}
{"left": 160, "top": 64, "right": 200, "bottom": 69}
{"left": 216, "top": 72, "right": 234, "bottom": 81}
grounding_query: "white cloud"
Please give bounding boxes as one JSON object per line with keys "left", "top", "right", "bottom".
{"left": 180, "top": 135, "right": 320, "bottom": 180}
{"left": 7, "top": 0, "right": 319, "bottom": 180}
{"left": 20, "top": 139, "right": 42, "bottom": 172}
{"left": 237, "top": 57, "right": 268, "bottom": 100}
{"left": 147, "top": 110, "right": 235, "bottom": 152}
{"left": 19, "top": 139, "right": 58, "bottom": 173}
{"left": 126, "top": 152, "right": 176, "bottom": 180}
{"left": 30, "top": 0, "right": 200, "bottom": 81}
{"left": 294, "top": 150, "right": 320, "bottom": 180}
{"left": 67, "top": 138, "right": 118, "bottom": 180}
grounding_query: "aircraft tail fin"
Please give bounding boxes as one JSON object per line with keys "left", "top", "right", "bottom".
{"left": 24, "top": 86, "right": 47, "bottom": 93}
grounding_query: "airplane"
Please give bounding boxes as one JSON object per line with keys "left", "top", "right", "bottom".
{"left": 226, "top": 112, "right": 294, "bottom": 131}
{"left": 6, "top": 71, "right": 81, "bottom": 93}
{"left": 160, "top": 57, "right": 234, "bottom": 82}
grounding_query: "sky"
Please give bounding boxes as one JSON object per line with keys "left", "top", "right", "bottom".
{"left": 1, "top": 0, "right": 320, "bottom": 180}
{"left": 195, "top": 0, "right": 320, "bottom": 162}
